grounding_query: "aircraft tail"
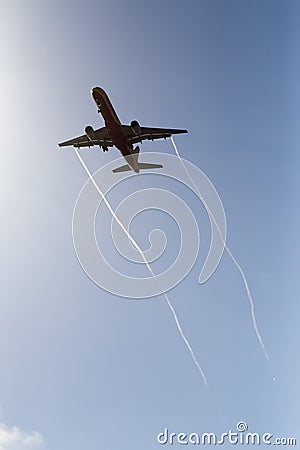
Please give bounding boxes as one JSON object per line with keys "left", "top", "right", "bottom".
{"left": 112, "top": 146, "right": 163, "bottom": 173}
{"left": 112, "top": 162, "right": 163, "bottom": 173}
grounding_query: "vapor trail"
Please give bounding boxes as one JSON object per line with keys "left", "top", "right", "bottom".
{"left": 74, "top": 148, "right": 208, "bottom": 385}
{"left": 171, "top": 137, "right": 269, "bottom": 361}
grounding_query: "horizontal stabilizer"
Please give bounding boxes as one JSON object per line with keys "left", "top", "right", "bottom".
{"left": 112, "top": 164, "right": 132, "bottom": 173}
{"left": 138, "top": 163, "right": 163, "bottom": 170}
{"left": 112, "top": 162, "right": 163, "bottom": 173}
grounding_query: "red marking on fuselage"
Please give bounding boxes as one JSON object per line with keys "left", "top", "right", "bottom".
{"left": 91, "top": 87, "right": 132, "bottom": 157}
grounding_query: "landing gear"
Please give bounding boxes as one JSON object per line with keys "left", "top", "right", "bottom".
{"left": 102, "top": 146, "right": 108, "bottom": 152}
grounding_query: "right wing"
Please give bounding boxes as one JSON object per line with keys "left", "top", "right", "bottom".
{"left": 58, "top": 127, "right": 113, "bottom": 149}
{"left": 121, "top": 125, "right": 188, "bottom": 145}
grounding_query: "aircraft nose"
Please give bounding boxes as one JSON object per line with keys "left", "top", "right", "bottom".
{"left": 91, "top": 86, "right": 105, "bottom": 96}
{"left": 91, "top": 87, "right": 104, "bottom": 109}
{"left": 91, "top": 87, "right": 98, "bottom": 98}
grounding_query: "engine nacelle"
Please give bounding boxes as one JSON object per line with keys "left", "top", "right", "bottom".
{"left": 130, "top": 120, "right": 141, "bottom": 136}
{"left": 85, "top": 125, "right": 96, "bottom": 141}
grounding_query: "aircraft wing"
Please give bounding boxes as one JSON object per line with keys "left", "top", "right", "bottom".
{"left": 121, "top": 126, "right": 188, "bottom": 145}
{"left": 58, "top": 127, "right": 113, "bottom": 148}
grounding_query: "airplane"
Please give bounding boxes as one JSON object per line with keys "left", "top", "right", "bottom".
{"left": 58, "top": 87, "right": 188, "bottom": 173}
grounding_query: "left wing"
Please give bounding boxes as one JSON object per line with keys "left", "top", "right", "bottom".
{"left": 121, "top": 125, "right": 188, "bottom": 145}
{"left": 58, "top": 126, "right": 113, "bottom": 149}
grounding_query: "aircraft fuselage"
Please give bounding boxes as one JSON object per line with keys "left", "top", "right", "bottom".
{"left": 91, "top": 87, "right": 139, "bottom": 172}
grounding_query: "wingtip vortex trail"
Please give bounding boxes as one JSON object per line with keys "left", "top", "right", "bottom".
{"left": 170, "top": 136, "right": 269, "bottom": 363}
{"left": 74, "top": 148, "right": 208, "bottom": 386}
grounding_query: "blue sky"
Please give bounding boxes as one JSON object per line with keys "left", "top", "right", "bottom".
{"left": 1, "top": 0, "right": 299, "bottom": 449}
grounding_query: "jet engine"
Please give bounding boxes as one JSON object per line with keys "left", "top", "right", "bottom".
{"left": 130, "top": 120, "right": 141, "bottom": 136}
{"left": 85, "top": 125, "right": 96, "bottom": 141}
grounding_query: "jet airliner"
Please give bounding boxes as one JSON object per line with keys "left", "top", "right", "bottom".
{"left": 58, "top": 87, "right": 187, "bottom": 173}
